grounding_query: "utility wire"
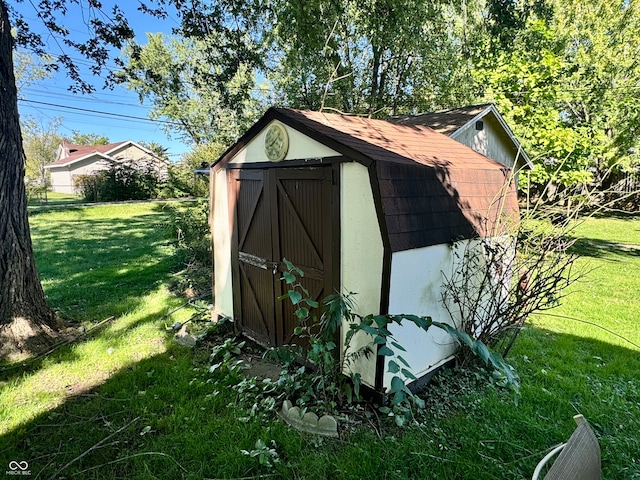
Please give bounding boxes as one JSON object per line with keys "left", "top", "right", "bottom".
{"left": 23, "top": 87, "right": 153, "bottom": 111}
{"left": 534, "top": 312, "right": 640, "bottom": 350}
{"left": 19, "top": 99, "right": 182, "bottom": 126}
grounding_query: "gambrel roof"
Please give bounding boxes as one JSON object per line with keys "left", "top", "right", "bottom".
{"left": 215, "top": 108, "right": 519, "bottom": 252}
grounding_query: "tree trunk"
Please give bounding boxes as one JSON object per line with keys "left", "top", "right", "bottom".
{"left": 0, "top": 1, "right": 57, "bottom": 360}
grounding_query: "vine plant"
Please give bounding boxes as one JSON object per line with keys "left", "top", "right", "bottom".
{"left": 276, "top": 258, "right": 519, "bottom": 425}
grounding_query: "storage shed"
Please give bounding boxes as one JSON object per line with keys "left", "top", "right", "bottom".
{"left": 211, "top": 108, "right": 520, "bottom": 392}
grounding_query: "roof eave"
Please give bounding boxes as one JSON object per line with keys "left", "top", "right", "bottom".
{"left": 212, "top": 108, "right": 376, "bottom": 173}
{"left": 44, "top": 151, "right": 114, "bottom": 169}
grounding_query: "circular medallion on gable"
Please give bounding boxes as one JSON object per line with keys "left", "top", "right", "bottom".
{"left": 264, "top": 122, "right": 289, "bottom": 162}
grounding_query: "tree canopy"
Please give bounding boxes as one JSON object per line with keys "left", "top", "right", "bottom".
{"left": 114, "top": 0, "right": 640, "bottom": 191}
{"left": 0, "top": 0, "right": 267, "bottom": 356}
{"left": 268, "top": 0, "right": 480, "bottom": 116}
{"left": 120, "top": 33, "right": 263, "bottom": 146}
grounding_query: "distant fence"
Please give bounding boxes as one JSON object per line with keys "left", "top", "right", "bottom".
{"left": 597, "top": 169, "right": 640, "bottom": 210}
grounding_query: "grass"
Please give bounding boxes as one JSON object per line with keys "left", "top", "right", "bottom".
{"left": 529, "top": 215, "right": 640, "bottom": 350}
{"left": 1, "top": 205, "right": 639, "bottom": 479}
{"left": 30, "top": 203, "right": 177, "bottom": 322}
{"left": 28, "top": 191, "right": 82, "bottom": 207}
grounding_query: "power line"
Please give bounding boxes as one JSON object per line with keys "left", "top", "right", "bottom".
{"left": 19, "top": 99, "right": 181, "bottom": 126}
{"left": 23, "top": 105, "right": 165, "bottom": 131}
{"left": 22, "top": 87, "right": 153, "bottom": 111}
{"left": 21, "top": 83, "right": 147, "bottom": 102}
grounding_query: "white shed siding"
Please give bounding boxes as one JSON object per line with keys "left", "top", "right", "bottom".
{"left": 228, "top": 121, "right": 340, "bottom": 165}
{"left": 339, "top": 161, "right": 384, "bottom": 388}
{"left": 383, "top": 242, "right": 468, "bottom": 390}
{"left": 212, "top": 168, "right": 234, "bottom": 320}
{"left": 212, "top": 123, "right": 341, "bottom": 321}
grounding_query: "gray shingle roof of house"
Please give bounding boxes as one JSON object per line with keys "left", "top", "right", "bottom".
{"left": 389, "top": 104, "right": 493, "bottom": 135}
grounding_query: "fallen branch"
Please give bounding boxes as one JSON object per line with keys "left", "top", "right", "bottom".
{"left": 47, "top": 416, "right": 140, "bottom": 480}
{"left": 70, "top": 451, "right": 188, "bottom": 476}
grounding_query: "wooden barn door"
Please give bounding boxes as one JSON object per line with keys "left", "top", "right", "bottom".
{"left": 229, "top": 166, "right": 335, "bottom": 347}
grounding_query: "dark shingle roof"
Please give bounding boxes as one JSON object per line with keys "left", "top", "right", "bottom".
{"left": 48, "top": 142, "right": 128, "bottom": 166}
{"left": 389, "top": 104, "right": 493, "bottom": 135}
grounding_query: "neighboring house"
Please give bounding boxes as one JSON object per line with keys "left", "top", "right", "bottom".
{"left": 210, "top": 107, "right": 520, "bottom": 392}
{"left": 44, "top": 140, "right": 168, "bottom": 194}
{"left": 391, "top": 103, "right": 532, "bottom": 181}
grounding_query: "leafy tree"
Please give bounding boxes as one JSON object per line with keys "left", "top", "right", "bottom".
{"left": 0, "top": 1, "right": 57, "bottom": 355}
{"left": 478, "top": 0, "right": 640, "bottom": 194}
{"left": 485, "top": 0, "right": 552, "bottom": 53}
{"left": 22, "top": 117, "right": 61, "bottom": 183}
{"left": 121, "top": 32, "right": 264, "bottom": 146}
{"left": 13, "top": 49, "right": 54, "bottom": 90}
{"left": 0, "top": 0, "right": 267, "bottom": 357}
{"left": 269, "top": 0, "right": 480, "bottom": 117}
{"left": 477, "top": 19, "right": 600, "bottom": 190}
{"left": 551, "top": 0, "right": 640, "bottom": 173}
{"left": 69, "top": 131, "right": 109, "bottom": 145}
{"left": 139, "top": 141, "right": 170, "bottom": 162}
{"left": 163, "top": 142, "right": 225, "bottom": 198}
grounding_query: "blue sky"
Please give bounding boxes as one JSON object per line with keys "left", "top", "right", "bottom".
{"left": 13, "top": 0, "right": 191, "bottom": 161}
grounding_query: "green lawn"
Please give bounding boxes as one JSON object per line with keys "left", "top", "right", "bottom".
{"left": 28, "top": 191, "right": 82, "bottom": 207}
{"left": 0, "top": 206, "right": 638, "bottom": 479}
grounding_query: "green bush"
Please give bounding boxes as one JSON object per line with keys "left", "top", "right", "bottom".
{"left": 74, "top": 161, "right": 162, "bottom": 202}
{"left": 159, "top": 163, "right": 209, "bottom": 199}
{"left": 163, "top": 201, "right": 212, "bottom": 295}
{"left": 74, "top": 173, "right": 102, "bottom": 202}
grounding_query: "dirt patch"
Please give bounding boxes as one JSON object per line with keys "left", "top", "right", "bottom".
{"left": 0, "top": 316, "right": 60, "bottom": 362}
{"left": 239, "top": 351, "right": 283, "bottom": 382}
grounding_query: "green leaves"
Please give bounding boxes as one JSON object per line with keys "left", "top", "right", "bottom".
{"left": 120, "top": 29, "right": 262, "bottom": 146}
{"left": 278, "top": 259, "right": 519, "bottom": 429}
{"left": 378, "top": 346, "right": 394, "bottom": 357}
{"left": 288, "top": 290, "right": 303, "bottom": 305}
{"left": 271, "top": 0, "right": 477, "bottom": 117}
{"left": 388, "top": 360, "right": 400, "bottom": 374}
{"left": 282, "top": 271, "right": 296, "bottom": 285}
{"left": 434, "top": 321, "right": 520, "bottom": 393}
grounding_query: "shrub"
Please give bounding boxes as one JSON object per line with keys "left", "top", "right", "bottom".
{"left": 74, "top": 173, "right": 102, "bottom": 202}
{"left": 442, "top": 192, "right": 583, "bottom": 362}
{"left": 159, "top": 163, "right": 209, "bottom": 199}
{"left": 162, "top": 200, "right": 211, "bottom": 295}
{"left": 159, "top": 143, "right": 225, "bottom": 199}
{"left": 265, "top": 259, "right": 519, "bottom": 427}
{"left": 74, "top": 160, "right": 163, "bottom": 202}
{"left": 98, "top": 161, "right": 160, "bottom": 201}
